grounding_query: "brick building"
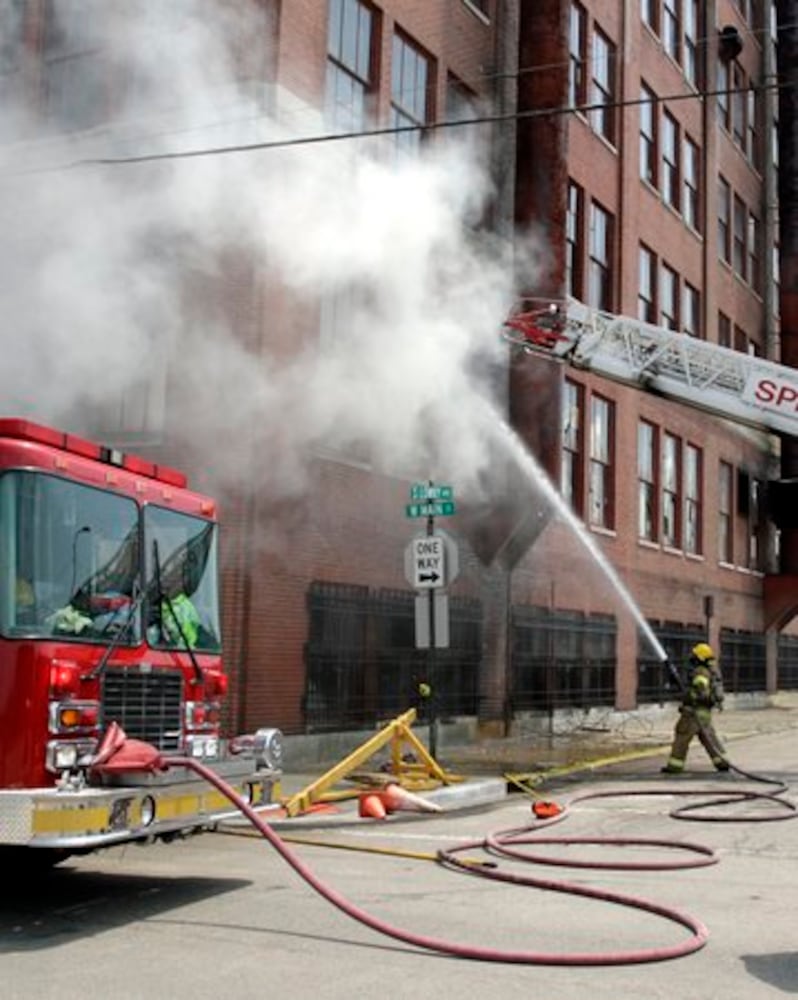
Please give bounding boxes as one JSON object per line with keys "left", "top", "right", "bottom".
{"left": 3, "top": 0, "right": 797, "bottom": 748}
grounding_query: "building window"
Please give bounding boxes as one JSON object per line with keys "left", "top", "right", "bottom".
{"left": 718, "top": 177, "right": 731, "bottom": 264}
{"left": 391, "top": 32, "right": 432, "bottom": 153}
{"left": 683, "top": 282, "right": 700, "bottom": 337}
{"left": 641, "top": 0, "right": 659, "bottom": 33}
{"left": 748, "top": 478, "right": 762, "bottom": 570}
{"left": 42, "top": 0, "right": 108, "bottom": 131}
{"left": 638, "top": 244, "right": 657, "bottom": 323}
{"left": 683, "top": 134, "right": 700, "bottom": 230}
{"left": 562, "top": 379, "right": 584, "bottom": 513}
{"left": 746, "top": 85, "right": 759, "bottom": 167}
{"left": 683, "top": 0, "right": 699, "bottom": 86}
{"left": 590, "top": 26, "right": 616, "bottom": 144}
{"left": 719, "top": 461, "right": 733, "bottom": 563}
{"left": 662, "top": 432, "right": 681, "bottom": 547}
{"left": 662, "top": 110, "right": 679, "bottom": 209}
{"left": 732, "top": 63, "right": 746, "bottom": 148}
{"left": 660, "top": 262, "right": 679, "bottom": 330}
{"left": 589, "top": 395, "right": 614, "bottom": 529}
{"left": 566, "top": 181, "right": 584, "bottom": 299}
{"left": 638, "top": 420, "right": 658, "bottom": 541}
{"left": 717, "top": 60, "right": 730, "bottom": 130}
{"left": 588, "top": 201, "right": 613, "bottom": 311}
{"left": 640, "top": 83, "right": 657, "bottom": 185}
{"left": 569, "top": 2, "right": 588, "bottom": 109}
{"left": 718, "top": 311, "right": 731, "bottom": 348}
{"left": 326, "top": 0, "right": 375, "bottom": 133}
{"left": 663, "top": 0, "right": 680, "bottom": 62}
{"left": 748, "top": 212, "right": 761, "bottom": 294}
{"left": 684, "top": 443, "right": 702, "bottom": 555}
{"left": 733, "top": 194, "right": 747, "bottom": 279}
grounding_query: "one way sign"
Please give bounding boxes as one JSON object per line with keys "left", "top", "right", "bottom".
{"left": 405, "top": 535, "right": 446, "bottom": 589}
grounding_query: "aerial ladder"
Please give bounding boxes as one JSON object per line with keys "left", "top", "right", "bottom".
{"left": 503, "top": 297, "right": 798, "bottom": 629}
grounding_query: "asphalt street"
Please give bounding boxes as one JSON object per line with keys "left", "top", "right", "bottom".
{"left": 3, "top": 705, "right": 798, "bottom": 1000}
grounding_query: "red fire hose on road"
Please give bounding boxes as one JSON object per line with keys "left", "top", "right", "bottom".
{"left": 88, "top": 722, "right": 796, "bottom": 967}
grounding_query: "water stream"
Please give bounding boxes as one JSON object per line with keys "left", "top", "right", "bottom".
{"left": 495, "top": 419, "right": 668, "bottom": 663}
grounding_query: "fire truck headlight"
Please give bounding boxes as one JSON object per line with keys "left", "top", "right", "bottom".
{"left": 253, "top": 728, "right": 283, "bottom": 770}
{"left": 50, "top": 742, "right": 79, "bottom": 770}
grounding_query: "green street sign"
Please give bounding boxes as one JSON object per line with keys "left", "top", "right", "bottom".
{"left": 405, "top": 501, "right": 456, "bottom": 518}
{"left": 409, "top": 483, "right": 454, "bottom": 502}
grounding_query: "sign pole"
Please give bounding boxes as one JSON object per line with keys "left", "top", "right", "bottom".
{"left": 426, "top": 482, "right": 438, "bottom": 758}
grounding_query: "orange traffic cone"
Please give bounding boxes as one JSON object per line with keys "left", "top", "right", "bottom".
{"left": 358, "top": 792, "right": 387, "bottom": 819}
{"left": 379, "top": 782, "right": 443, "bottom": 814}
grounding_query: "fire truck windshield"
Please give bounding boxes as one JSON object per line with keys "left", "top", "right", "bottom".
{"left": 143, "top": 505, "right": 221, "bottom": 653}
{"left": 0, "top": 471, "right": 139, "bottom": 641}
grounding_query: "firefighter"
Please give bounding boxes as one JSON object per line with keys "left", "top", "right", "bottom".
{"left": 160, "top": 592, "right": 201, "bottom": 649}
{"left": 661, "top": 642, "right": 729, "bottom": 774}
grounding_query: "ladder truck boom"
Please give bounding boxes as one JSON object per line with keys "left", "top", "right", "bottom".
{"left": 504, "top": 298, "right": 798, "bottom": 438}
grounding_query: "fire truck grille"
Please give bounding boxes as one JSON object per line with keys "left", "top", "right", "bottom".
{"left": 101, "top": 667, "right": 183, "bottom": 752}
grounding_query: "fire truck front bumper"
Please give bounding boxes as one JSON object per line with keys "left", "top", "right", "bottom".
{"left": 0, "top": 758, "right": 282, "bottom": 851}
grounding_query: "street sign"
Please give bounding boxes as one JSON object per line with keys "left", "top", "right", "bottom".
{"left": 415, "top": 592, "right": 449, "bottom": 649}
{"left": 405, "top": 501, "right": 456, "bottom": 518}
{"left": 405, "top": 535, "right": 446, "bottom": 589}
{"left": 409, "top": 483, "right": 454, "bottom": 502}
{"left": 404, "top": 531, "right": 460, "bottom": 590}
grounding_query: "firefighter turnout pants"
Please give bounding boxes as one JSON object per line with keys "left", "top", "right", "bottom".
{"left": 664, "top": 706, "right": 728, "bottom": 772}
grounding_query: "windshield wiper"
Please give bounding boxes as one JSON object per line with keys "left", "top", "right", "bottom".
{"left": 83, "top": 581, "right": 144, "bottom": 682}
{"left": 152, "top": 539, "right": 204, "bottom": 686}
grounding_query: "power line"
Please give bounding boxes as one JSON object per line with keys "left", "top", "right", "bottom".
{"left": 63, "top": 78, "right": 789, "bottom": 170}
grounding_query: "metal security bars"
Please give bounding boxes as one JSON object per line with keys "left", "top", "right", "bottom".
{"left": 510, "top": 606, "right": 617, "bottom": 712}
{"left": 303, "top": 582, "right": 481, "bottom": 732}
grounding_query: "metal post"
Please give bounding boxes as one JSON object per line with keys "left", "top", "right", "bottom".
{"left": 426, "top": 484, "right": 437, "bottom": 758}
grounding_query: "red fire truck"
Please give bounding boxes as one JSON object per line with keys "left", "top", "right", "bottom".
{"left": 0, "top": 418, "right": 283, "bottom": 867}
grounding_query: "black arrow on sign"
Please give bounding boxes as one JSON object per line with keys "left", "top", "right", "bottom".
{"left": 419, "top": 572, "right": 440, "bottom": 583}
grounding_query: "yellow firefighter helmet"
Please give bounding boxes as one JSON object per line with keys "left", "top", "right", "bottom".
{"left": 691, "top": 642, "right": 715, "bottom": 665}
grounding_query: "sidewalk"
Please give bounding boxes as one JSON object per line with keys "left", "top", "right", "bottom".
{"left": 232, "top": 691, "right": 798, "bottom": 831}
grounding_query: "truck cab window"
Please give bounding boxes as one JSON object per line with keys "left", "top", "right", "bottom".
{"left": 143, "top": 505, "right": 221, "bottom": 653}
{"left": 0, "top": 471, "right": 139, "bottom": 641}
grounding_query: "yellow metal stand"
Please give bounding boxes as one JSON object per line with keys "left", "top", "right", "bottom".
{"left": 282, "top": 708, "right": 462, "bottom": 817}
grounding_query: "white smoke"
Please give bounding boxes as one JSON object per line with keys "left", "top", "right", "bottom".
{"left": 0, "top": 0, "right": 525, "bottom": 505}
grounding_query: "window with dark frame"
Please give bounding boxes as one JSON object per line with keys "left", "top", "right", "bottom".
{"left": 683, "top": 281, "right": 700, "bottom": 337}
{"left": 588, "top": 201, "right": 613, "bottom": 311}
{"left": 718, "top": 311, "right": 732, "bottom": 348}
{"left": 683, "top": 134, "right": 700, "bottom": 230}
{"left": 326, "top": 0, "right": 375, "bottom": 133}
{"left": 641, "top": 0, "right": 659, "bottom": 34}
{"left": 718, "top": 176, "right": 731, "bottom": 264}
{"left": 588, "top": 395, "right": 614, "bottom": 530}
{"left": 733, "top": 193, "right": 747, "bottom": 279}
{"left": 748, "top": 211, "right": 761, "bottom": 294}
{"left": 590, "top": 25, "right": 616, "bottom": 144}
{"left": 638, "top": 244, "right": 657, "bottom": 323}
{"left": 660, "top": 262, "right": 679, "bottom": 330}
{"left": 684, "top": 443, "right": 702, "bottom": 555}
{"left": 662, "top": 432, "right": 681, "bottom": 547}
{"left": 569, "top": 2, "right": 588, "bottom": 109}
{"left": 391, "top": 31, "right": 432, "bottom": 153}
{"left": 683, "top": 0, "right": 699, "bottom": 86}
{"left": 717, "top": 60, "right": 730, "bottom": 130}
{"left": 562, "top": 378, "right": 584, "bottom": 514}
{"left": 732, "top": 63, "right": 746, "bottom": 148}
{"left": 663, "top": 0, "right": 680, "bottom": 62}
{"left": 637, "top": 420, "right": 658, "bottom": 542}
{"left": 718, "top": 461, "right": 733, "bottom": 563}
{"left": 566, "top": 181, "right": 584, "bottom": 299}
{"left": 662, "top": 109, "right": 679, "bottom": 210}
{"left": 640, "top": 83, "right": 657, "bottom": 185}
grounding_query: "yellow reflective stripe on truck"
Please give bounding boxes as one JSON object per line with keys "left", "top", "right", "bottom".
{"left": 31, "top": 786, "right": 252, "bottom": 837}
